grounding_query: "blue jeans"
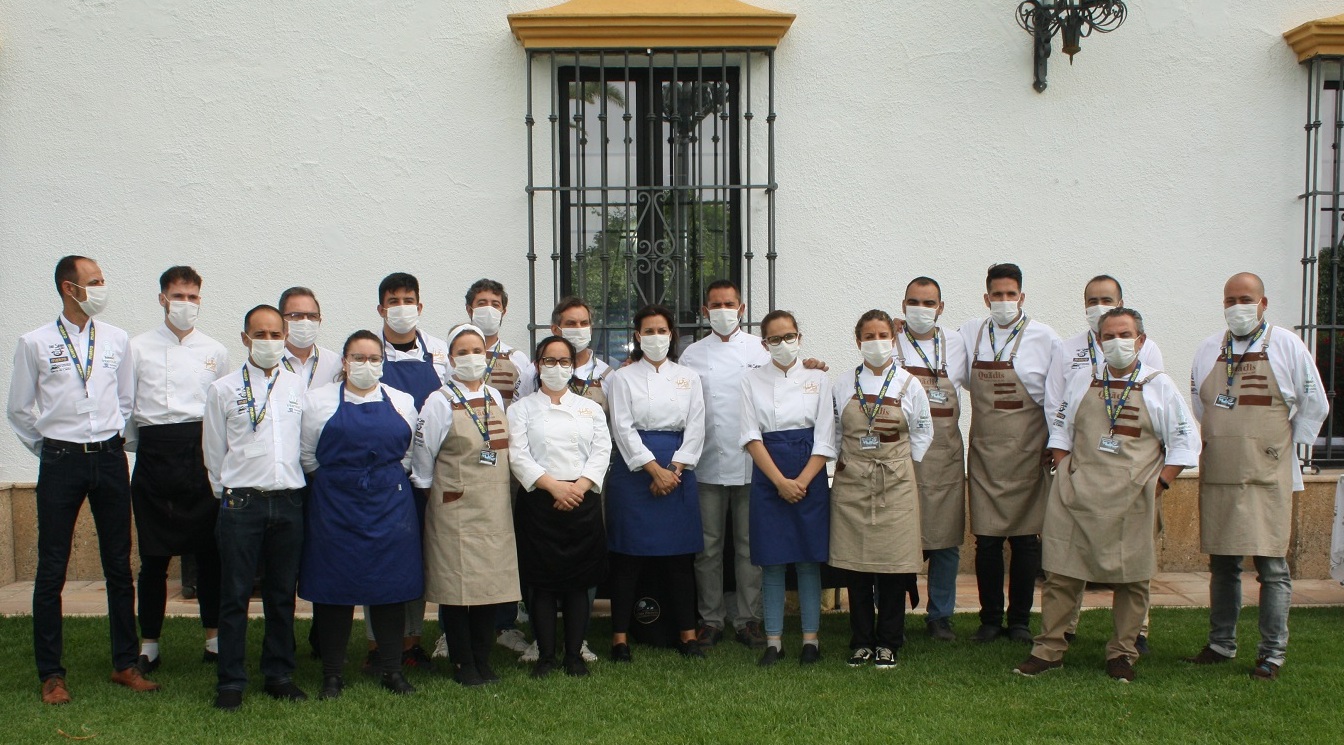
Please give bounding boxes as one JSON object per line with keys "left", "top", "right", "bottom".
{"left": 924, "top": 547, "right": 960, "bottom": 623}
{"left": 33, "top": 439, "right": 137, "bottom": 680}
{"left": 1208, "top": 554, "right": 1291, "bottom": 665}
{"left": 762, "top": 563, "right": 821, "bottom": 638}
{"left": 215, "top": 487, "right": 304, "bottom": 692}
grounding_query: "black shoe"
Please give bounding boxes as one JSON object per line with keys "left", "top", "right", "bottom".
{"left": 136, "top": 654, "right": 161, "bottom": 675}
{"left": 972, "top": 624, "right": 1005, "bottom": 643}
{"left": 318, "top": 675, "right": 343, "bottom": 701}
{"left": 202, "top": 650, "right": 218, "bottom": 664}
{"left": 1064, "top": 631, "right": 1077, "bottom": 644}
{"left": 361, "top": 649, "right": 379, "bottom": 676}
{"left": 530, "top": 659, "right": 556, "bottom": 679}
{"left": 1135, "top": 634, "right": 1150, "bottom": 656}
{"left": 676, "top": 639, "right": 706, "bottom": 659}
{"left": 402, "top": 644, "right": 434, "bottom": 672}
{"left": 264, "top": 681, "right": 308, "bottom": 702}
{"left": 798, "top": 644, "right": 821, "bottom": 666}
{"left": 453, "top": 664, "right": 487, "bottom": 687}
{"left": 182, "top": 584, "right": 198, "bottom": 600}
{"left": 477, "top": 661, "right": 501, "bottom": 684}
{"left": 610, "top": 643, "right": 632, "bottom": 663}
{"left": 213, "top": 689, "right": 242, "bottom": 712}
{"left": 926, "top": 619, "right": 956, "bottom": 642}
{"left": 1006, "top": 626, "right": 1034, "bottom": 644}
{"left": 758, "top": 646, "right": 785, "bottom": 667}
{"left": 380, "top": 672, "right": 416, "bottom": 695}
{"left": 695, "top": 623, "right": 724, "bottom": 648}
{"left": 563, "top": 657, "right": 590, "bottom": 677}
{"left": 735, "top": 621, "right": 768, "bottom": 650}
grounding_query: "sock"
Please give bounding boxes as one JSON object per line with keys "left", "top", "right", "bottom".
{"left": 803, "top": 639, "right": 819, "bottom": 649}
{"left": 767, "top": 639, "right": 782, "bottom": 652}
{"left": 140, "top": 641, "right": 160, "bottom": 661}
{"left": 205, "top": 637, "right": 219, "bottom": 654}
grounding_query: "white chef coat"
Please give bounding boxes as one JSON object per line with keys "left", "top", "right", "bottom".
{"left": 300, "top": 382, "right": 418, "bottom": 474}
{"left": 679, "top": 329, "right": 769, "bottom": 485}
{"left": 281, "top": 344, "right": 342, "bottom": 390}
{"left": 958, "top": 314, "right": 1065, "bottom": 422}
{"left": 832, "top": 362, "right": 935, "bottom": 462}
{"left": 894, "top": 327, "right": 969, "bottom": 391}
{"left": 203, "top": 362, "right": 306, "bottom": 496}
{"left": 7, "top": 315, "right": 132, "bottom": 456}
{"left": 449, "top": 339, "right": 537, "bottom": 405}
{"left": 1190, "top": 323, "right": 1329, "bottom": 490}
{"left": 507, "top": 389, "right": 612, "bottom": 492}
{"left": 606, "top": 357, "right": 707, "bottom": 472}
{"left": 383, "top": 331, "right": 452, "bottom": 385}
{"left": 1048, "top": 362, "right": 1200, "bottom": 468}
{"left": 1048, "top": 328, "right": 1164, "bottom": 415}
{"left": 410, "top": 383, "right": 507, "bottom": 489}
{"left": 738, "top": 362, "right": 837, "bottom": 460}
{"left": 126, "top": 324, "right": 228, "bottom": 438}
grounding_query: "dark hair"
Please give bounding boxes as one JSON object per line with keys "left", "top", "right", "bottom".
{"left": 532, "top": 335, "right": 578, "bottom": 390}
{"left": 705, "top": 279, "right": 741, "bottom": 304}
{"left": 905, "top": 276, "right": 942, "bottom": 300}
{"left": 159, "top": 265, "right": 202, "bottom": 292}
{"left": 338, "top": 330, "right": 381, "bottom": 382}
{"left": 854, "top": 309, "right": 894, "bottom": 341}
{"left": 760, "top": 309, "right": 799, "bottom": 338}
{"left": 446, "top": 323, "right": 486, "bottom": 355}
{"left": 54, "top": 255, "right": 90, "bottom": 296}
{"left": 551, "top": 296, "right": 592, "bottom": 326}
{"left": 985, "top": 263, "right": 1023, "bottom": 292}
{"left": 243, "top": 304, "right": 282, "bottom": 333}
{"left": 466, "top": 278, "right": 508, "bottom": 309}
{"left": 1098, "top": 307, "right": 1144, "bottom": 336}
{"left": 278, "top": 286, "right": 321, "bottom": 314}
{"left": 379, "top": 272, "right": 420, "bottom": 305}
{"left": 630, "top": 304, "right": 680, "bottom": 362}
{"left": 1085, "top": 274, "right": 1123, "bottom": 302}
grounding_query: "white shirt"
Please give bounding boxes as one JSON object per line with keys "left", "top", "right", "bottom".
{"left": 1190, "top": 324, "right": 1329, "bottom": 490}
{"left": 128, "top": 324, "right": 228, "bottom": 433}
{"left": 958, "top": 314, "right": 1065, "bottom": 419}
{"left": 572, "top": 354, "right": 611, "bottom": 391}
{"left": 606, "top": 357, "right": 707, "bottom": 471}
{"left": 383, "top": 331, "right": 452, "bottom": 385}
{"left": 1048, "top": 328, "right": 1164, "bottom": 415}
{"left": 894, "top": 328, "right": 969, "bottom": 391}
{"left": 1049, "top": 361, "right": 1200, "bottom": 468}
{"left": 449, "top": 340, "right": 536, "bottom": 405}
{"left": 832, "top": 362, "right": 935, "bottom": 462}
{"left": 410, "top": 382, "right": 507, "bottom": 489}
{"left": 203, "top": 362, "right": 306, "bottom": 495}
{"left": 282, "top": 345, "right": 343, "bottom": 390}
{"left": 679, "top": 329, "right": 769, "bottom": 485}
{"left": 300, "top": 382, "right": 418, "bottom": 474}
{"left": 739, "top": 362, "right": 837, "bottom": 460}
{"left": 507, "top": 389, "right": 612, "bottom": 492}
{"left": 7, "top": 315, "right": 133, "bottom": 455}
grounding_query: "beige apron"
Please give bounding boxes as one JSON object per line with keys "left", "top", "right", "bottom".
{"left": 896, "top": 331, "right": 966, "bottom": 550}
{"left": 966, "top": 318, "right": 1050, "bottom": 537}
{"left": 830, "top": 373, "right": 923, "bottom": 574}
{"left": 487, "top": 346, "right": 522, "bottom": 404}
{"left": 1043, "top": 372, "right": 1164, "bottom": 582}
{"left": 1197, "top": 327, "right": 1295, "bottom": 557}
{"left": 570, "top": 361, "right": 611, "bottom": 415}
{"left": 423, "top": 390, "right": 520, "bottom": 606}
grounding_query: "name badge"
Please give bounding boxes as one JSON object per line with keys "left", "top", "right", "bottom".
{"left": 75, "top": 397, "right": 99, "bottom": 414}
{"left": 860, "top": 435, "right": 880, "bottom": 450}
{"left": 479, "top": 449, "right": 498, "bottom": 467}
{"left": 1214, "top": 394, "right": 1237, "bottom": 409}
{"left": 243, "top": 441, "right": 269, "bottom": 459}
{"left": 1098, "top": 436, "right": 1121, "bottom": 455}
{"left": 927, "top": 389, "right": 949, "bottom": 405}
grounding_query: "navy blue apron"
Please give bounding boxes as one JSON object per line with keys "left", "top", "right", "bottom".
{"left": 299, "top": 387, "right": 423, "bottom": 606}
{"left": 749, "top": 427, "right": 831, "bottom": 566}
{"left": 381, "top": 332, "right": 442, "bottom": 412}
{"left": 605, "top": 430, "right": 704, "bottom": 556}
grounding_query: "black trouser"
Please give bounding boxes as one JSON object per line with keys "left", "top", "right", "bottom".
{"left": 974, "top": 534, "right": 1041, "bottom": 629}
{"left": 531, "top": 589, "right": 590, "bottom": 663}
{"left": 312, "top": 602, "right": 404, "bottom": 677}
{"left": 608, "top": 552, "right": 696, "bottom": 635}
{"left": 440, "top": 604, "right": 501, "bottom": 674}
{"left": 847, "top": 572, "right": 911, "bottom": 650}
{"left": 138, "top": 550, "right": 221, "bottom": 639}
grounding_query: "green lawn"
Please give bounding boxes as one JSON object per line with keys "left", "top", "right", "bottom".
{"left": 1, "top": 607, "right": 1341, "bottom": 744}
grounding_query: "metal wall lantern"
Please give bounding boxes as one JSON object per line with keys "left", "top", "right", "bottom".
{"left": 1016, "top": 1, "right": 1127, "bottom": 92}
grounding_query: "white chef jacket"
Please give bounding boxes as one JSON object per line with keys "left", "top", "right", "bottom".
{"left": 449, "top": 339, "right": 536, "bottom": 405}
{"left": 126, "top": 324, "right": 229, "bottom": 451}
{"left": 832, "top": 362, "right": 935, "bottom": 462}
{"left": 605, "top": 357, "right": 707, "bottom": 472}
{"left": 679, "top": 329, "right": 769, "bottom": 485}
{"left": 507, "top": 389, "right": 612, "bottom": 492}
{"left": 383, "top": 331, "right": 452, "bottom": 385}
{"left": 894, "top": 328, "right": 969, "bottom": 391}
{"left": 958, "top": 314, "right": 1065, "bottom": 423}
{"left": 1048, "top": 328, "right": 1164, "bottom": 415}
{"left": 300, "top": 382, "right": 417, "bottom": 474}
{"left": 281, "top": 344, "right": 342, "bottom": 390}
{"left": 1190, "top": 324, "right": 1329, "bottom": 490}
{"left": 8, "top": 315, "right": 133, "bottom": 456}
{"left": 1048, "top": 362, "right": 1200, "bottom": 468}
{"left": 203, "top": 362, "right": 306, "bottom": 496}
{"left": 410, "top": 382, "right": 507, "bottom": 489}
{"left": 738, "top": 362, "right": 837, "bottom": 460}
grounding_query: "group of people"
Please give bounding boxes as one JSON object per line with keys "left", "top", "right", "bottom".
{"left": 6, "top": 255, "right": 1327, "bottom": 709}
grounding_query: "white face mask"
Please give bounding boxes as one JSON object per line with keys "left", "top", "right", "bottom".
{"left": 472, "top": 306, "right": 503, "bottom": 337}
{"left": 539, "top": 364, "right": 573, "bottom": 392}
{"left": 166, "top": 300, "right": 199, "bottom": 332}
{"left": 346, "top": 360, "right": 383, "bottom": 389}
{"left": 561, "top": 327, "right": 591, "bottom": 353}
{"left": 287, "top": 319, "right": 320, "bottom": 348}
{"left": 708, "top": 308, "right": 741, "bottom": 337}
{"left": 1224, "top": 303, "right": 1262, "bottom": 337}
{"left": 904, "top": 306, "right": 938, "bottom": 335}
{"left": 860, "top": 338, "right": 894, "bottom": 369}
{"left": 639, "top": 333, "right": 672, "bottom": 362}
{"left": 249, "top": 339, "right": 286, "bottom": 369}
{"left": 384, "top": 305, "right": 419, "bottom": 335}
{"left": 1085, "top": 305, "right": 1116, "bottom": 334}
{"left": 989, "top": 300, "right": 1020, "bottom": 327}
{"left": 453, "top": 353, "right": 488, "bottom": 382}
{"left": 1100, "top": 338, "right": 1138, "bottom": 369}
{"left": 74, "top": 284, "right": 109, "bottom": 317}
{"left": 768, "top": 338, "right": 801, "bottom": 367}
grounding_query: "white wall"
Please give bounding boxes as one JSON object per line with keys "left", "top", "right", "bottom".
{"left": 1, "top": 0, "right": 1337, "bottom": 481}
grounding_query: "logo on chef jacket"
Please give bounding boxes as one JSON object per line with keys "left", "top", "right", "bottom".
{"left": 577, "top": 406, "right": 594, "bottom": 418}
{"left": 674, "top": 377, "right": 691, "bottom": 390}
{"left": 634, "top": 597, "right": 661, "bottom": 624}
{"left": 204, "top": 357, "right": 218, "bottom": 373}
{"left": 802, "top": 381, "right": 820, "bottom": 395}
{"left": 286, "top": 390, "right": 302, "bottom": 414}
{"left": 432, "top": 351, "right": 448, "bottom": 365}
{"left": 100, "top": 348, "right": 119, "bottom": 369}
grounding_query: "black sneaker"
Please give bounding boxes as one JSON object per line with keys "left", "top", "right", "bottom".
{"left": 758, "top": 646, "right": 785, "bottom": 667}
{"left": 453, "top": 664, "right": 487, "bottom": 687}
{"left": 530, "top": 659, "right": 556, "bottom": 679}
{"left": 213, "top": 689, "right": 243, "bottom": 712}
{"left": 798, "top": 644, "right": 821, "bottom": 666}
{"left": 926, "top": 619, "right": 956, "bottom": 642}
{"left": 202, "top": 650, "right": 218, "bottom": 664}
{"left": 1006, "top": 626, "right": 1034, "bottom": 644}
{"left": 676, "top": 639, "right": 707, "bottom": 659}
{"left": 318, "top": 675, "right": 343, "bottom": 701}
{"left": 380, "top": 672, "right": 416, "bottom": 694}
{"left": 847, "top": 647, "right": 874, "bottom": 667}
{"left": 563, "top": 657, "right": 590, "bottom": 677}
{"left": 972, "top": 624, "right": 1005, "bottom": 643}
{"left": 263, "top": 681, "right": 308, "bottom": 702}
{"left": 1135, "top": 634, "right": 1150, "bottom": 656}
{"left": 402, "top": 644, "right": 434, "bottom": 672}
{"left": 873, "top": 647, "right": 897, "bottom": 669}
{"left": 1064, "top": 631, "right": 1077, "bottom": 643}
{"left": 610, "top": 643, "right": 632, "bottom": 663}
{"left": 136, "top": 654, "right": 161, "bottom": 675}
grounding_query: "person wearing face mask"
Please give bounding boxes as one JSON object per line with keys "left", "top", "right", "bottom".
{"left": 412, "top": 324, "right": 518, "bottom": 687}
{"left": 739, "top": 311, "right": 835, "bottom": 666}
{"left": 832, "top": 310, "right": 933, "bottom": 670}
{"left": 8, "top": 255, "right": 158, "bottom": 704}
{"left": 203, "top": 305, "right": 308, "bottom": 711}
{"left": 956, "top": 263, "right": 1065, "bottom": 644}
{"left": 463, "top": 278, "right": 536, "bottom": 407}
{"left": 507, "top": 336, "right": 613, "bottom": 678}
{"left": 605, "top": 304, "right": 708, "bottom": 662}
{"left": 896, "top": 277, "right": 968, "bottom": 642}
{"left": 1014, "top": 309, "right": 1198, "bottom": 682}
{"left": 1183, "top": 272, "right": 1328, "bottom": 681}
{"left": 125, "top": 265, "right": 229, "bottom": 676}
{"left": 278, "top": 287, "right": 342, "bottom": 390}
{"left": 551, "top": 296, "right": 612, "bottom": 414}
{"left": 297, "top": 331, "right": 421, "bottom": 699}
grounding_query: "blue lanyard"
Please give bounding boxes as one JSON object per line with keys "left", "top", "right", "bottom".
{"left": 484, "top": 341, "right": 502, "bottom": 380}
{"left": 988, "top": 314, "right": 1028, "bottom": 362}
{"left": 282, "top": 347, "right": 318, "bottom": 388}
{"left": 1102, "top": 364, "right": 1142, "bottom": 436}
{"left": 1086, "top": 332, "right": 1100, "bottom": 378}
{"left": 241, "top": 365, "right": 279, "bottom": 432}
{"left": 854, "top": 362, "right": 897, "bottom": 434}
{"left": 902, "top": 328, "right": 943, "bottom": 390}
{"left": 571, "top": 356, "right": 599, "bottom": 396}
{"left": 445, "top": 380, "right": 492, "bottom": 447}
{"left": 56, "top": 318, "right": 95, "bottom": 392}
{"left": 1223, "top": 323, "right": 1267, "bottom": 394}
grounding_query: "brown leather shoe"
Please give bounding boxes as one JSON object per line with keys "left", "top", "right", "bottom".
{"left": 41, "top": 677, "right": 72, "bottom": 705}
{"left": 1182, "top": 645, "right": 1233, "bottom": 665}
{"left": 110, "top": 666, "right": 161, "bottom": 692}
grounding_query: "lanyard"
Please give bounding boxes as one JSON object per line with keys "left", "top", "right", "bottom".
{"left": 484, "top": 341, "right": 502, "bottom": 380}
{"left": 56, "top": 318, "right": 95, "bottom": 393}
{"left": 1223, "top": 323, "right": 1267, "bottom": 394}
{"left": 1102, "top": 364, "right": 1142, "bottom": 436}
{"left": 988, "top": 314, "right": 1028, "bottom": 362}
{"left": 282, "top": 346, "right": 318, "bottom": 388}
{"left": 1086, "top": 332, "right": 1100, "bottom": 379}
{"left": 445, "top": 380, "right": 492, "bottom": 447}
{"left": 571, "top": 356, "right": 599, "bottom": 396}
{"left": 854, "top": 362, "right": 897, "bottom": 434}
{"left": 241, "top": 365, "right": 279, "bottom": 432}
{"left": 903, "top": 328, "right": 943, "bottom": 389}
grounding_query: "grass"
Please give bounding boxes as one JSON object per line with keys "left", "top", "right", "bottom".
{"left": 1, "top": 607, "right": 1342, "bottom": 744}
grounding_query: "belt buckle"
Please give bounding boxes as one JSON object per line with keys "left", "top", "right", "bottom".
{"left": 82, "top": 441, "right": 100, "bottom": 454}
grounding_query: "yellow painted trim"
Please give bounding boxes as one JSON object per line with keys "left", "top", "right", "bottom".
{"left": 508, "top": 0, "right": 795, "bottom": 50}
{"left": 1285, "top": 13, "right": 1344, "bottom": 62}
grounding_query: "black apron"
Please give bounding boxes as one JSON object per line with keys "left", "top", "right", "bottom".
{"left": 513, "top": 484, "right": 608, "bottom": 592}
{"left": 131, "top": 421, "right": 217, "bottom": 556}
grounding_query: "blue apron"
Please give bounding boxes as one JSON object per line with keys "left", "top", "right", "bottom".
{"left": 749, "top": 427, "right": 831, "bottom": 566}
{"left": 381, "top": 332, "right": 442, "bottom": 412}
{"left": 606, "top": 430, "right": 704, "bottom": 556}
{"left": 299, "top": 387, "right": 424, "bottom": 606}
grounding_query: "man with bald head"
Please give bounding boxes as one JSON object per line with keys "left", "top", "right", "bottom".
{"left": 1184, "top": 272, "right": 1328, "bottom": 680}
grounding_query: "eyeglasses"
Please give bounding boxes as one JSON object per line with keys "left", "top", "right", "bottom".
{"left": 283, "top": 312, "right": 321, "bottom": 322}
{"left": 347, "top": 354, "right": 383, "bottom": 364}
{"left": 538, "top": 357, "right": 574, "bottom": 368}
{"left": 764, "top": 333, "right": 800, "bottom": 346}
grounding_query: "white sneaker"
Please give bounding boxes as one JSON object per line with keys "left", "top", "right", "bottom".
{"left": 580, "top": 640, "right": 598, "bottom": 663}
{"left": 496, "top": 628, "right": 529, "bottom": 653}
{"left": 431, "top": 633, "right": 448, "bottom": 659}
{"left": 519, "top": 641, "right": 540, "bottom": 663}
